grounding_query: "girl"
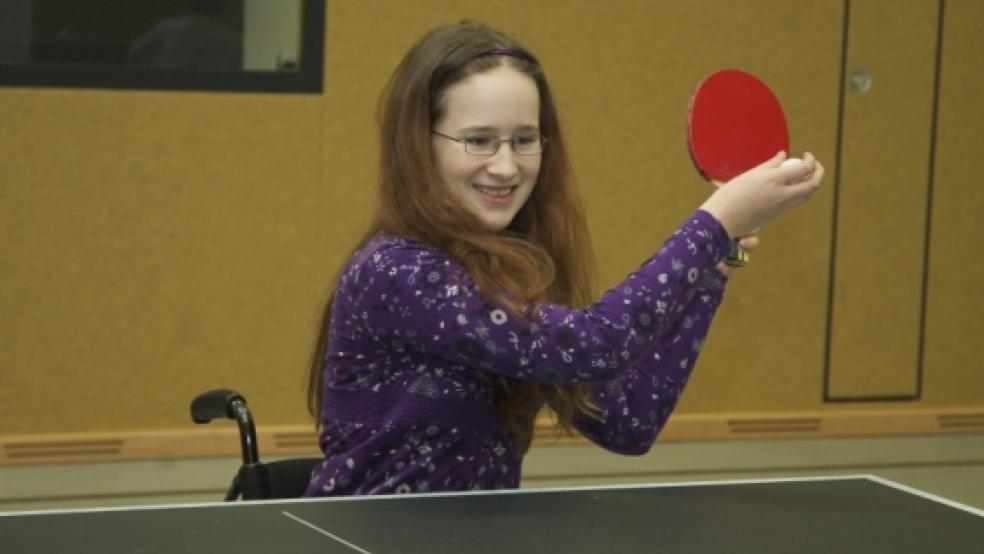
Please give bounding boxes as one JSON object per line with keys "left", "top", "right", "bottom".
{"left": 304, "top": 21, "right": 823, "bottom": 496}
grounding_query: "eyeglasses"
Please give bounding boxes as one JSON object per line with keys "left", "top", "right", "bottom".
{"left": 432, "top": 130, "right": 548, "bottom": 156}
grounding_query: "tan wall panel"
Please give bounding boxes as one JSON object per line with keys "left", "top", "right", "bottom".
{"left": 0, "top": 0, "right": 980, "bottom": 439}
{"left": 826, "top": 1, "right": 941, "bottom": 398}
{"left": 0, "top": 90, "right": 324, "bottom": 432}
{"left": 0, "top": 0, "right": 844, "bottom": 434}
{"left": 922, "top": 0, "right": 984, "bottom": 405}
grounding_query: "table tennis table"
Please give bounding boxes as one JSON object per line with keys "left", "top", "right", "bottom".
{"left": 2, "top": 475, "right": 982, "bottom": 553}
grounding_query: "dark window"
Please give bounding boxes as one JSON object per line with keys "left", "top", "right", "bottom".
{"left": 0, "top": 0, "right": 324, "bottom": 93}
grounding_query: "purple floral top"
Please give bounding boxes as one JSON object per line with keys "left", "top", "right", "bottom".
{"left": 304, "top": 210, "right": 732, "bottom": 496}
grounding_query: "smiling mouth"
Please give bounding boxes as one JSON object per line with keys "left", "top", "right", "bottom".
{"left": 473, "top": 185, "right": 517, "bottom": 198}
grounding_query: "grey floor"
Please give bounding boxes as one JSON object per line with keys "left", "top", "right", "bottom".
{"left": 1, "top": 434, "right": 982, "bottom": 512}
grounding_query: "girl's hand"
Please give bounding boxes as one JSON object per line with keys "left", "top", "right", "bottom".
{"left": 700, "top": 151, "right": 824, "bottom": 240}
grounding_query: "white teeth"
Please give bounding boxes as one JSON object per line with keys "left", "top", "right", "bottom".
{"left": 475, "top": 185, "right": 513, "bottom": 198}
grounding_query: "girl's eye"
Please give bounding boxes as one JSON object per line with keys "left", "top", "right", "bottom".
{"left": 465, "top": 136, "right": 495, "bottom": 147}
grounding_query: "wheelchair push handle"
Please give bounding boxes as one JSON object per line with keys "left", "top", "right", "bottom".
{"left": 190, "top": 388, "right": 245, "bottom": 423}
{"left": 189, "top": 388, "right": 319, "bottom": 500}
{"left": 190, "top": 388, "right": 260, "bottom": 467}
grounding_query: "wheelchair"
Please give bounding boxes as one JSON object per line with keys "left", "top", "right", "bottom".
{"left": 190, "top": 389, "right": 322, "bottom": 500}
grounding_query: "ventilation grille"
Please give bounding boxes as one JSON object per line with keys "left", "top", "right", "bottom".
{"left": 728, "top": 417, "right": 822, "bottom": 435}
{"left": 3, "top": 439, "right": 124, "bottom": 460}
{"left": 938, "top": 413, "right": 984, "bottom": 431}
{"left": 270, "top": 431, "right": 318, "bottom": 450}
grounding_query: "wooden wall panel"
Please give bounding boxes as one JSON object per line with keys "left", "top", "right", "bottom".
{"left": 0, "top": 90, "right": 324, "bottom": 432}
{"left": 0, "top": 0, "right": 980, "bottom": 443}
{"left": 921, "top": 0, "right": 984, "bottom": 405}
{"left": 825, "top": 1, "right": 943, "bottom": 399}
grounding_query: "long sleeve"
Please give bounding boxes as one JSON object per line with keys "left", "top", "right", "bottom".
{"left": 307, "top": 210, "right": 733, "bottom": 496}
{"left": 571, "top": 275, "right": 725, "bottom": 454}
{"left": 332, "top": 210, "right": 732, "bottom": 388}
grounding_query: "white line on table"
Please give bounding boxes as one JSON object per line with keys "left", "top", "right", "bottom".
{"left": 282, "top": 510, "right": 374, "bottom": 554}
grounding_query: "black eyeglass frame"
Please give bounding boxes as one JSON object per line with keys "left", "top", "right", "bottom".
{"left": 432, "top": 130, "right": 548, "bottom": 156}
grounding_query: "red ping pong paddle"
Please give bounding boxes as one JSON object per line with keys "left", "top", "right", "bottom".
{"left": 687, "top": 68, "right": 790, "bottom": 267}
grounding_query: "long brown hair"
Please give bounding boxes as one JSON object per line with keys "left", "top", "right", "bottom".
{"left": 308, "top": 21, "right": 598, "bottom": 454}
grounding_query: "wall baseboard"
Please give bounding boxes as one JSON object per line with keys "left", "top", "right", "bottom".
{"left": 2, "top": 406, "right": 983, "bottom": 466}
